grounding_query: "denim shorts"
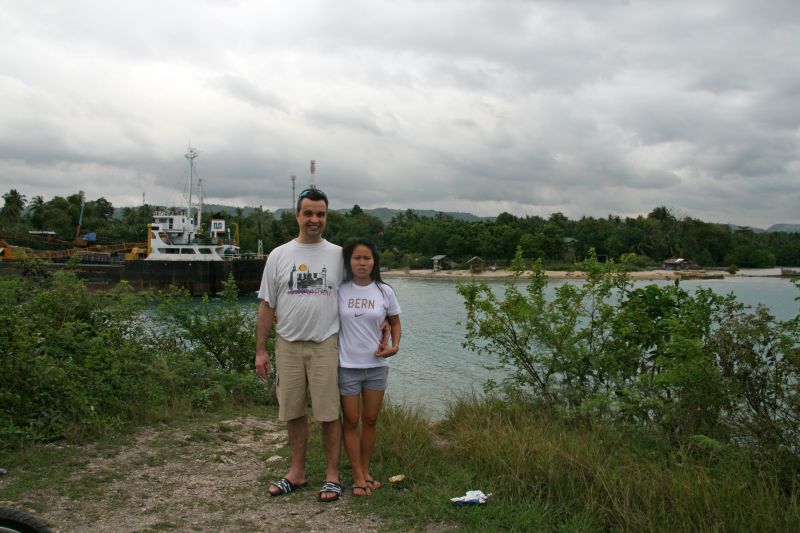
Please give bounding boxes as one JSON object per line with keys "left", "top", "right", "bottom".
{"left": 338, "top": 366, "right": 389, "bottom": 396}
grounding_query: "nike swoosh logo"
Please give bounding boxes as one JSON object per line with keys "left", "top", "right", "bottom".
{"left": 355, "top": 313, "right": 365, "bottom": 317}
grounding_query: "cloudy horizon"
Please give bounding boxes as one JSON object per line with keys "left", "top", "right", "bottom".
{"left": 1, "top": 0, "right": 799, "bottom": 228}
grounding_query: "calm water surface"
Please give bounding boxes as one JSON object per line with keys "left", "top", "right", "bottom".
{"left": 245, "top": 274, "right": 799, "bottom": 417}
{"left": 382, "top": 275, "right": 799, "bottom": 417}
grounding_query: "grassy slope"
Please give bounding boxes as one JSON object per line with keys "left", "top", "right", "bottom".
{"left": 2, "top": 400, "right": 798, "bottom": 532}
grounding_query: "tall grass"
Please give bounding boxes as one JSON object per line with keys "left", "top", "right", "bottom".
{"left": 349, "top": 396, "right": 800, "bottom": 531}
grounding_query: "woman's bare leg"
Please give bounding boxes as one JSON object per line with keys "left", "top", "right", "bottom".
{"left": 360, "top": 388, "right": 385, "bottom": 489}
{"left": 341, "top": 394, "right": 370, "bottom": 496}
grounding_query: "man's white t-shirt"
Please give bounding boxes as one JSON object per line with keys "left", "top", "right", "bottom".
{"left": 338, "top": 281, "right": 401, "bottom": 368}
{"left": 258, "top": 239, "right": 343, "bottom": 342}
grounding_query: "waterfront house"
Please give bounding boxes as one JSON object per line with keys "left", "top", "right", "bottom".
{"left": 432, "top": 254, "right": 457, "bottom": 271}
{"left": 663, "top": 258, "right": 696, "bottom": 270}
{"left": 467, "top": 256, "right": 485, "bottom": 274}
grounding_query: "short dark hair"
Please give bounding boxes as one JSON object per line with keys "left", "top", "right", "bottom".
{"left": 296, "top": 188, "right": 329, "bottom": 213}
{"left": 342, "top": 237, "right": 384, "bottom": 285}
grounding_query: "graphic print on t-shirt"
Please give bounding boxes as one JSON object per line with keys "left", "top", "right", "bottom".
{"left": 287, "top": 262, "right": 333, "bottom": 295}
{"left": 347, "top": 297, "right": 375, "bottom": 318}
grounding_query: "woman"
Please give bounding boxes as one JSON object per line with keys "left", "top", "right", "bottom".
{"left": 338, "top": 238, "right": 401, "bottom": 497}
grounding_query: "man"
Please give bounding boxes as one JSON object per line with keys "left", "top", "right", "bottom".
{"left": 255, "top": 187, "right": 344, "bottom": 502}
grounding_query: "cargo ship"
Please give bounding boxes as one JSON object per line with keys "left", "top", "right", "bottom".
{"left": 1, "top": 147, "right": 266, "bottom": 295}
{"left": 120, "top": 146, "right": 266, "bottom": 295}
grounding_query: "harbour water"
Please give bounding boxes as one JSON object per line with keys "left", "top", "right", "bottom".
{"left": 245, "top": 274, "right": 800, "bottom": 417}
{"left": 376, "top": 275, "right": 800, "bottom": 416}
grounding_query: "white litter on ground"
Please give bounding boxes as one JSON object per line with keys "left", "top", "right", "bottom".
{"left": 450, "top": 490, "right": 492, "bottom": 505}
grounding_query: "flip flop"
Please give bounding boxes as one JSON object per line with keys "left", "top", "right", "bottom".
{"left": 352, "top": 485, "right": 371, "bottom": 497}
{"left": 268, "top": 477, "right": 308, "bottom": 496}
{"left": 366, "top": 478, "right": 382, "bottom": 490}
{"left": 318, "top": 480, "right": 343, "bottom": 502}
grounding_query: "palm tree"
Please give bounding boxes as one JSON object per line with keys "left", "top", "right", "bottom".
{"left": 1, "top": 189, "right": 27, "bottom": 221}
{"left": 29, "top": 194, "right": 44, "bottom": 209}
{"left": 27, "top": 195, "right": 45, "bottom": 228}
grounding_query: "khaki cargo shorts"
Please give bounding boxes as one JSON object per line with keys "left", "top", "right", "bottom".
{"left": 275, "top": 334, "right": 340, "bottom": 422}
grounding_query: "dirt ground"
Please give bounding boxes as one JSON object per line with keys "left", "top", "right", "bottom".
{"left": 1, "top": 416, "right": 398, "bottom": 532}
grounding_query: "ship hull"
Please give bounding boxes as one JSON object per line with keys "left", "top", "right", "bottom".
{"left": 121, "top": 258, "right": 266, "bottom": 295}
{"left": 1, "top": 258, "right": 266, "bottom": 295}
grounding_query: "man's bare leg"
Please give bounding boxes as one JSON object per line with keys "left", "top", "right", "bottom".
{"left": 318, "top": 418, "right": 342, "bottom": 501}
{"left": 268, "top": 415, "right": 308, "bottom": 495}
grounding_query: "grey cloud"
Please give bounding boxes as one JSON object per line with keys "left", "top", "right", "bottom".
{"left": 451, "top": 118, "right": 478, "bottom": 128}
{"left": 302, "top": 106, "right": 397, "bottom": 136}
{"left": 1, "top": 0, "right": 799, "bottom": 227}
{"left": 211, "top": 76, "right": 287, "bottom": 111}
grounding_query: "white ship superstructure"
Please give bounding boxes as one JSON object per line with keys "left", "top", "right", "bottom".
{"left": 145, "top": 147, "right": 240, "bottom": 261}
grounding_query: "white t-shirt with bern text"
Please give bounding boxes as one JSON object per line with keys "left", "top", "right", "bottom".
{"left": 338, "top": 280, "right": 401, "bottom": 368}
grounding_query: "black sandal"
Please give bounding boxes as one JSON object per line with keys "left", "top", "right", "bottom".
{"left": 318, "top": 481, "right": 343, "bottom": 502}
{"left": 268, "top": 477, "right": 308, "bottom": 496}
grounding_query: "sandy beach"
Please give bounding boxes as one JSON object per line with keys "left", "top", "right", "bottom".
{"left": 381, "top": 268, "right": 725, "bottom": 281}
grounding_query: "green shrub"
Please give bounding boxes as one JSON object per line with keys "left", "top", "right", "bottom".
{"left": 0, "top": 273, "right": 159, "bottom": 445}
{"left": 0, "top": 272, "right": 275, "bottom": 449}
{"left": 154, "top": 275, "right": 259, "bottom": 372}
{"left": 459, "top": 250, "right": 800, "bottom": 468}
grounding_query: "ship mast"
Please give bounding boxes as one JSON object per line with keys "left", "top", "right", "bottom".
{"left": 309, "top": 159, "right": 316, "bottom": 189}
{"left": 185, "top": 146, "right": 199, "bottom": 226}
{"left": 197, "top": 178, "right": 204, "bottom": 233}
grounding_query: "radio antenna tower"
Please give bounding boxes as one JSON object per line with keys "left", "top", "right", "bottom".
{"left": 290, "top": 174, "right": 296, "bottom": 210}
{"left": 309, "top": 159, "right": 316, "bottom": 189}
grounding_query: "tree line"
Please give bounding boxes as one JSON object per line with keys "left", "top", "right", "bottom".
{"left": 3, "top": 188, "right": 800, "bottom": 268}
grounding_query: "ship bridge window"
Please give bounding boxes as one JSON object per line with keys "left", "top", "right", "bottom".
{"left": 160, "top": 248, "right": 180, "bottom": 254}
{"left": 180, "top": 248, "right": 196, "bottom": 254}
{"left": 198, "top": 248, "right": 213, "bottom": 254}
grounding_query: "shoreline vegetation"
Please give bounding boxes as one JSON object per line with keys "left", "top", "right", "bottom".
{"left": 2, "top": 263, "right": 799, "bottom": 531}
{"left": 382, "top": 267, "right": 726, "bottom": 280}
{"left": 4, "top": 188, "right": 800, "bottom": 275}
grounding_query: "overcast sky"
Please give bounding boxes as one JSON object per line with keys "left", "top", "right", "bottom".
{"left": 1, "top": 1, "right": 798, "bottom": 227}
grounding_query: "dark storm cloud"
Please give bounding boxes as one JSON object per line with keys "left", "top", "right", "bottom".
{"left": 0, "top": 0, "right": 798, "bottom": 226}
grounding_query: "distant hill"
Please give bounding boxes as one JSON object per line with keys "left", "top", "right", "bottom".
{"left": 728, "top": 223, "right": 800, "bottom": 233}
{"left": 344, "top": 207, "right": 493, "bottom": 224}
{"left": 767, "top": 223, "right": 800, "bottom": 233}
{"left": 191, "top": 206, "right": 800, "bottom": 230}
{"left": 113, "top": 204, "right": 263, "bottom": 219}
{"left": 729, "top": 224, "right": 767, "bottom": 233}
{"left": 273, "top": 206, "right": 494, "bottom": 224}
{"left": 114, "top": 204, "right": 491, "bottom": 223}
{"left": 202, "top": 204, "right": 261, "bottom": 217}
{"left": 116, "top": 203, "right": 797, "bottom": 231}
